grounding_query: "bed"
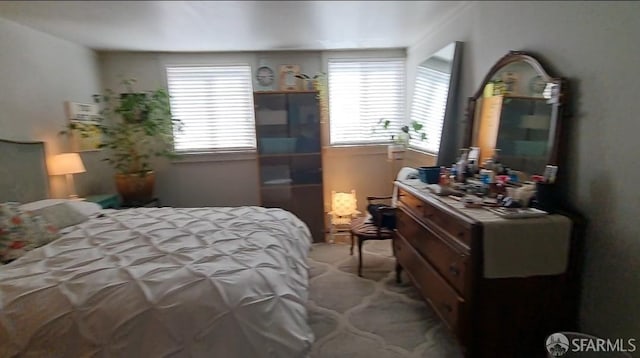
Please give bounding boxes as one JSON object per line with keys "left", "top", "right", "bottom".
{"left": 0, "top": 140, "right": 314, "bottom": 357}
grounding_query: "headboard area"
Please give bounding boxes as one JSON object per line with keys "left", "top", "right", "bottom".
{"left": 0, "top": 139, "right": 49, "bottom": 203}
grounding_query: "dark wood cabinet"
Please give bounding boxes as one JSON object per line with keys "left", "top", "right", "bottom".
{"left": 394, "top": 181, "right": 580, "bottom": 357}
{"left": 254, "top": 91, "right": 324, "bottom": 242}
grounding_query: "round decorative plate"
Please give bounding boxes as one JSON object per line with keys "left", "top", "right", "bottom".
{"left": 256, "top": 66, "right": 274, "bottom": 87}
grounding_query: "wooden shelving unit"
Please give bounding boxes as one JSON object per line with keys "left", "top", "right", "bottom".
{"left": 254, "top": 91, "right": 324, "bottom": 242}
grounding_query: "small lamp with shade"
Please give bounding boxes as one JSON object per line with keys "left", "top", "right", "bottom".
{"left": 48, "top": 153, "right": 86, "bottom": 199}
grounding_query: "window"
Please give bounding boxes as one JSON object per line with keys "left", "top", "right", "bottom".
{"left": 328, "top": 59, "right": 405, "bottom": 145}
{"left": 409, "top": 66, "right": 451, "bottom": 153}
{"left": 166, "top": 65, "right": 256, "bottom": 152}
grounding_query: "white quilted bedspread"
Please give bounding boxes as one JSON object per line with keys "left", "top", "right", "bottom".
{"left": 0, "top": 206, "right": 313, "bottom": 357}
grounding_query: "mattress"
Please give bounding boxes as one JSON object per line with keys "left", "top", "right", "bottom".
{"left": 0, "top": 206, "right": 313, "bottom": 357}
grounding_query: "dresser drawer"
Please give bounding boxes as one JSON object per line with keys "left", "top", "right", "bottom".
{"left": 398, "top": 188, "right": 425, "bottom": 217}
{"left": 395, "top": 234, "right": 466, "bottom": 335}
{"left": 400, "top": 189, "right": 472, "bottom": 247}
{"left": 397, "top": 209, "right": 469, "bottom": 296}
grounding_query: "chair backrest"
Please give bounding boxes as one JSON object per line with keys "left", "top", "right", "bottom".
{"left": 331, "top": 190, "right": 358, "bottom": 216}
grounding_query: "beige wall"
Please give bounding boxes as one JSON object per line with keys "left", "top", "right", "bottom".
{"left": 407, "top": 1, "right": 640, "bottom": 349}
{"left": 0, "top": 17, "right": 111, "bottom": 198}
{"left": 98, "top": 50, "right": 410, "bottom": 212}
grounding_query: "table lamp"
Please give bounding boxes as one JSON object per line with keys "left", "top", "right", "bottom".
{"left": 48, "top": 153, "right": 86, "bottom": 199}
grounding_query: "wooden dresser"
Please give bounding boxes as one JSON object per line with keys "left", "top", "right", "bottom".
{"left": 394, "top": 180, "right": 581, "bottom": 357}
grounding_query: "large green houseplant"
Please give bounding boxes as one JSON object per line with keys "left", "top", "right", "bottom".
{"left": 67, "top": 79, "right": 180, "bottom": 204}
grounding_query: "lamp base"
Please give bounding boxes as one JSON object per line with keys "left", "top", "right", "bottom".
{"left": 65, "top": 174, "right": 79, "bottom": 200}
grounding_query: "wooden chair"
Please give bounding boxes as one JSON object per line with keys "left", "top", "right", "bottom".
{"left": 349, "top": 195, "right": 396, "bottom": 277}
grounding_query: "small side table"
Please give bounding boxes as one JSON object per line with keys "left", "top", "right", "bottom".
{"left": 120, "top": 197, "right": 161, "bottom": 208}
{"left": 85, "top": 194, "right": 121, "bottom": 209}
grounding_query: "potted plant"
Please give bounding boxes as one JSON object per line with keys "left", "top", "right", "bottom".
{"left": 295, "top": 73, "right": 324, "bottom": 91}
{"left": 375, "top": 119, "right": 427, "bottom": 160}
{"left": 377, "top": 118, "right": 427, "bottom": 144}
{"left": 64, "top": 79, "right": 181, "bottom": 204}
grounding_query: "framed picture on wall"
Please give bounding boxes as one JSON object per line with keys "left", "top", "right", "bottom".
{"left": 279, "top": 65, "right": 301, "bottom": 91}
{"left": 64, "top": 101, "right": 103, "bottom": 152}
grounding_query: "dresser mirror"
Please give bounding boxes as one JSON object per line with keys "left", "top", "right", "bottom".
{"left": 409, "top": 41, "right": 462, "bottom": 165}
{"left": 466, "top": 51, "right": 567, "bottom": 176}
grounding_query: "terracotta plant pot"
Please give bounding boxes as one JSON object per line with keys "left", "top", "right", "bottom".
{"left": 115, "top": 171, "right": 155, "bottom": 204}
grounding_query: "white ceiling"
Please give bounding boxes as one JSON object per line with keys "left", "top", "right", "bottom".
{"left": 0, "top": 1, "right": 465, "bottom": 52}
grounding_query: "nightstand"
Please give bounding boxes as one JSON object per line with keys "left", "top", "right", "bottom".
{"left": 85, "top": 194, "right": 121, "bottom": 209}
{"left": 120, "top": 197, "right": 161, "bottom": 208}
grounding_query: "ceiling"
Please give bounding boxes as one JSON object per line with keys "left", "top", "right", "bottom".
{"left": 0, "top": 1, "right": 465, "bottom": 52}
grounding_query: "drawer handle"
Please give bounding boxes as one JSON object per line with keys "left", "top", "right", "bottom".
{"left": 442, "top": 303, "right": 453, "bottom": 313}
{"left": 449, "top": 264, "right": 460, "bottom": 276}
{"left": 456, "top": 231, "right": 465, "bottom": 238}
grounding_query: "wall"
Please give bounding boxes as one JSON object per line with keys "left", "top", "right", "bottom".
{"left": 407, "top": 1, "right": 640, "bottom": 348}
{"left": 0, "top": 17, "right": 110, "bottom": 198}
{"left": 99, "top": 49, "right": 405, "bottom": 213}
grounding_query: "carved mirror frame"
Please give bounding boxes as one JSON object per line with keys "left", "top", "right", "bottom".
{"left": 465, "top": 51, "right": 568, "bottom": 176}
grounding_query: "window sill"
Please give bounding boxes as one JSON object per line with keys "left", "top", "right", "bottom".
{"left": 171, "top": 150, "right": 257, "bottom": 163}
{"left": 323, "top": 144, "right": 389, "bottom": 156}
{"left": 407, "top": 147, "right": 438, "bottom": 158}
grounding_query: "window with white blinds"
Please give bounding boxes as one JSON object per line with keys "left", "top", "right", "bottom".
{"left": 328, "top": 59, "right": 405, "bottom": 145}
{"left": 166, "top": 65, "right": 256, "bottom": 152}
{"left": 409, "top": 66, "right": 451, "bottom": 153}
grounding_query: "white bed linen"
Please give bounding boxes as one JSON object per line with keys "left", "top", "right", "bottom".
{"left": 19, "top": 198, "right": 102, "bottom": 217}
{"left": 0, "top": 206, "right": 313, "bottom": 357}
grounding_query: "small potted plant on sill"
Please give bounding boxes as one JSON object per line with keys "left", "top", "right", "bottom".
{"left": 375, "top": 119, "right": 427, "bottom": 160}
{"left": 63, "top": 79, "right": 181, "bottom": 204}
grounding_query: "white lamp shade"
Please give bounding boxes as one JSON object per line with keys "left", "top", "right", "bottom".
{"left": 331, "top": 190, "right": 358, "bottom": 216}
{"left": 48, "top": 153, "right": 86, "bottom": 175}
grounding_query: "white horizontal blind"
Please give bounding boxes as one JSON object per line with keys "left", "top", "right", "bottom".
{"left": 409, "top": 66, "right": 451, "bottom": 153}
{"left": 166, "top": 65, "right": 256, "bottom": 152}
{"left": 328, "top": 59, "right": 405, "bottom": 145}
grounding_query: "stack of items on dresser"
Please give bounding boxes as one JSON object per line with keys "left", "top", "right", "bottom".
{"left": 422, "top": 147, "right": 559, "bottom": 213}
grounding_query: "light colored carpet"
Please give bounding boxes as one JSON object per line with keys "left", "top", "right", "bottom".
{"left": 307, "top": 241, "right": 464, "bottom": 358}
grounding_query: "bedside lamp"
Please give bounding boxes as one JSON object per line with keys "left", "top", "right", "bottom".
{"left": 327, "top": 190, "right": 361, "bottom": 243}
{"left": 48, "top": 153, "right": 86, "bottom": 199}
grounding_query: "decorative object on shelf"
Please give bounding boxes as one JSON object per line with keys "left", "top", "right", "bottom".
{"left": 61, "top": 79, "right": 180, "bottom": 204}
{"left": 64, "top": 101, "right": 102, "bottom": 152}
{"left": 278, "top": 65, "right": 301, "bottom": 91}
{"left": 312, "top": 72, "right": 329, "bottom": 124}
{"left": 294, "top": 73, "right": 323, "bottom": 91}
{"left": 47, "top": 153, "right": 86, "bottom": 199}
{"left": 256, "top": 66, "right": 275, "bottom": 89}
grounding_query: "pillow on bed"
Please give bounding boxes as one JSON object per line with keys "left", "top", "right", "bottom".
{"left": 19, "top": 199, "right": 102, "bottom": 217}
{"left": 31, "top": 202, "right": 90, "bottom": 229}
{"left": 0, "top": 202, "right": 60, "bottom": 263}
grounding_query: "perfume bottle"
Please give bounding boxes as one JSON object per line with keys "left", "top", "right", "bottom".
{"left": 456, "top": 148, "right": 469, "bottom": 182}
{"left": 492, "top": 149, "right": 504, "bottom": 174}
{"left": 439, "top": 166, "right": 450, "bottom": 186}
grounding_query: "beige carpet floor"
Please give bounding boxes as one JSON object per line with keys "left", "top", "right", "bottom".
{"left": 307, "top": 240, "right": 464, "bottom": 358}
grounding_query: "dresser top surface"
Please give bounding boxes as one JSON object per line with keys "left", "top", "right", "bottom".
{"left": 395, "top": 179, "right": 569, "bottom": 226}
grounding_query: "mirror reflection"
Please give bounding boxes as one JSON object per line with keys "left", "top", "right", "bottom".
{"left": 469, "top": 52, "right": 563, "bottom": 176}
{"left": 410, "top": 41, "right": 462, "bottom": 160}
